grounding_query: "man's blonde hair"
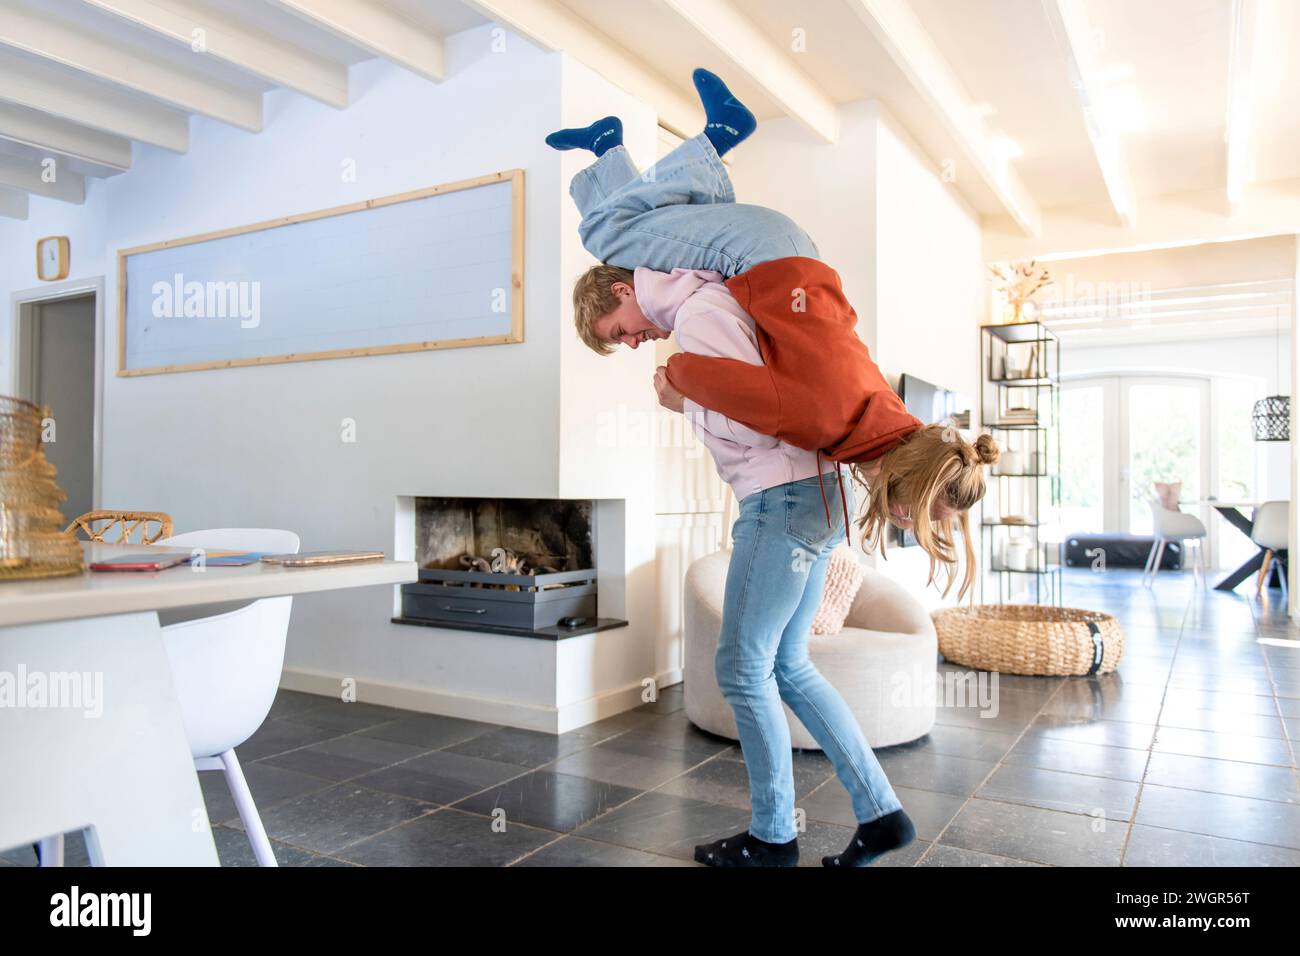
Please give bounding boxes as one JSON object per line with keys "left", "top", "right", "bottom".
{"left": 573, "top": 264, "right": 634, "bottom": 356}
{"left": 849, "top": 425, "right": 1000, "bottom": 602}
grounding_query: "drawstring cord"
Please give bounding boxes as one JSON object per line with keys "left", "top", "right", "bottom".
{"left": 836, "top": 465, "right": 851, "bottom": 547}
{"left": 816, "top": 449, "right": 832, "bottom": 526}
{"left": 814, "top": 449, "right": 852, "bottom": 547}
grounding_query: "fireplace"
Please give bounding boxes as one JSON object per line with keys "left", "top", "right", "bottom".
{"left": 393, "top": 497, "right": 627, "bottom": 639}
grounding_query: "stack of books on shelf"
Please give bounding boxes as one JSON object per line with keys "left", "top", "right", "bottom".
{"left": 997, "top": 406, "right": 1038, "bottom": 427}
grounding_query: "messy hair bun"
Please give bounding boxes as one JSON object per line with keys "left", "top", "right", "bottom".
{"left": 847, "top": 422, "right": 997, "bottom": 602}
{"left": 974, "top": 433, "right": 1000, "bottom": 466}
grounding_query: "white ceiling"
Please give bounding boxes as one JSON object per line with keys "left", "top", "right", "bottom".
{"left": 0, "top": 0, "right": 1297, "bottom": 244}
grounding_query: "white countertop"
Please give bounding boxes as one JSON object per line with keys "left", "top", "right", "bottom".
{"left": 0, "top": 543, "right": 417, "bottom": 627}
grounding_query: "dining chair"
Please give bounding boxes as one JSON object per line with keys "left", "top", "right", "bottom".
{"left": 39, "top": 528, "right": 301, "bottom": 868}
{"left": 65, "top": 510, "right": 173, "bottom": 544}
{"left": 1249, "top": 501, "right": 1289, "bottom": 599}
{"left": 158, "top": 528, "right": 300, "bottom": 866}
{"left": 1142, "top": 498, "right": 1208, "bottom": 588}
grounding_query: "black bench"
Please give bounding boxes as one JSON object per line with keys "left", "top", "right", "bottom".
{"left": 1064, "top": 533, "right": 1183, "bottom": 570}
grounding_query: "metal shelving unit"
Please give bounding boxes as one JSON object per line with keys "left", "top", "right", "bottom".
{"left": 979, "top": 321, "right": 1062, "bottom": 605}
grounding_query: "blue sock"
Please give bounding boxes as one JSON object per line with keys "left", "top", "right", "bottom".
{"left": 692, "top": 68, "right": 756, "bottom": 157}
{"left": 545, "top": 115, "right": 623, "bottom": 157}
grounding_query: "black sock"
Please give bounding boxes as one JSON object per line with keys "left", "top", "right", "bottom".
{"left": 544, "top": 115, "right": 623, "bottom": 156}
{"left": 694, "top": 828, "right": 798, "bottom": 867}
{"left": 822, "top": 808, "right": 916, "bottom": 867}
{"left": 691, "top": 68, "right": 756, "bottom": 157}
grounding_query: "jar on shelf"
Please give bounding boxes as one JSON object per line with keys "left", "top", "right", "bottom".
{"left": 1003, "top": 534, "right": 1030, "bottom": 571}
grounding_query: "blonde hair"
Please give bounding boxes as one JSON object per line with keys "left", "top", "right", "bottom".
{"left": 573, "top": 264, "right": 634, "bottom": 356}
{"left": 849, "top": 425, "right": 1000, "bottom": 602}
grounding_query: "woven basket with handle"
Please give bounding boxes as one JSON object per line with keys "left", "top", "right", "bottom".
{"left": 932, "top": 604, "right": 1124, "bottom": 676}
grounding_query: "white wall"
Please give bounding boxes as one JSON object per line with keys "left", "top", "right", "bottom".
{"left": 873, "top": 108, "right": 986, "bottom": 421}
{"left": 728, "top": 101, "right": 878, "bottom": 349}
{"left": 0, "top": 26, "right": 668, "bottom": 731}
{"left": 554, "top": 56, "right": 664, "bottom": 722}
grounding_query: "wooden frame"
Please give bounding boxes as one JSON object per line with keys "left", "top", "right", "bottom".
{"left": 116, "top": 169, "right": 525, "bottom": 377}
{"left": 36, "top": 236, "right": 71, "bottom": 282}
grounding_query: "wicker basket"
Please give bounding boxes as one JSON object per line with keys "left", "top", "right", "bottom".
{"left": 0, "top": 395, "right": 85, "bottom": 580}
{"left": 932, "top": 604, "right": 1124, "bottom": 676}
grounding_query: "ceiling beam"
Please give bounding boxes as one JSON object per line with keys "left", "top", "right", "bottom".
{"left": 1041, "top": 0, "right": 1136, "bottom": 228}
{"left": 1225, "top": 0, "right": 1260, "bottom": 210}
{"left": 0, "top": 1, "right": 261, "bottom": 132}
{"left": 845, "top": 0, "right": 1042, "bottom": 237}
{"left": 658, "top": 0, "right": 838, "bottom": 143}
{"left": 0, "top": 100, "right": 131, "bottom": 175}
{"left": 0, "top": 152, "right": 85, "bottom": 202}
{"left": 267, "top": 0, "right": 445, "bottom": 84}
{"left": 0, "top": 184, "right": 28, "bottom": 218}
{"left": 0, "top": 53, "right": 188, "bottom": 152}
{"left": 81, "top": 0, "right": 350, "bottom": 109}
{"left": 463, "top": 0, "right": 703, "bottom": 138}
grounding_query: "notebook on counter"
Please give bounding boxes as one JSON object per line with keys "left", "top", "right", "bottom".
{"left": 192, "top": 551, "right": 270, "bottom": 567}
{"left": 261, "top": 550, "right": 386, "bottom": 567}
{"left": 90, "top": 553, "right": 189, "bottom": 572}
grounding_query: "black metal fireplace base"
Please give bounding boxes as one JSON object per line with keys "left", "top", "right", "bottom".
{"left": 400, "top": 566, "right": 599, "bottom": 629}
{"left": 391, "top": 614, "right": 629, "bottom": 641}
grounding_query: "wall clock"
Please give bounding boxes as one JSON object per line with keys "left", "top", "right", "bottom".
{"left": 36, "top": 236, "right": 70, "bottom": 282}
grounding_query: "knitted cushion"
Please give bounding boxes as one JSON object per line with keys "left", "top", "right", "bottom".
{"left": 1154, "top": 481, "right": 1182, "bottom": 511}
{"left": 811, "top": 545, "right": 865, "bottom": 635}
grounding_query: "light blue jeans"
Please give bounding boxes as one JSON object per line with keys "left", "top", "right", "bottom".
{"left": 569, "top": 132, "right": 819, "bottom": 276}
{"left": 720, "top": 474, "right": 904, "bottom": 843}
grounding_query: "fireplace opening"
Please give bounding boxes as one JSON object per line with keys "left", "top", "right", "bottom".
{"left": 394, "top": 497, "right": 626, "bottom": 639}
{"left": 416, "top": 496, "right": 592, "bottom": 572}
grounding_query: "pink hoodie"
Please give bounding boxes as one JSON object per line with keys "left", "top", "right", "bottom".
{"left": 634, "top": 266, "right": 838, "bottom": 501}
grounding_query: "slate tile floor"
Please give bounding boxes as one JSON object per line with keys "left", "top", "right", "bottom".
{"left": 5, "top": 567, "right": 1299, "bottom": 867}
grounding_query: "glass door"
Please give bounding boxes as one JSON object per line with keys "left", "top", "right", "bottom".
{"left": 1122, "top": 377, "right": 1210, "bottom": 535}
{"left": 1060, "top": 378, "right": 1119, "bottom": 533}
{"left": 1061, "top": 372, "right": 1260, "bottom": 569}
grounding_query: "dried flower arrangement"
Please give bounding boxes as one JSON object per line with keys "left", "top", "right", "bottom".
{"left": 988, "top": 260, "right": 1054, "bottom": 323}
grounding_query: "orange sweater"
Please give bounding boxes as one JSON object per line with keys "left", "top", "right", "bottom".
{"left": 664, "top": 256, "right": 924, "bottom": 543}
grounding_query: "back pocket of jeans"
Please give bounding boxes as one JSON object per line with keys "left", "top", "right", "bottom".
{"left": 785, "top": 480, "right": 839, "bottom": 551}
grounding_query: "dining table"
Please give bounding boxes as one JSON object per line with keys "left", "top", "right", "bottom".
{"left": 0, "top": 542, "right": 416, "bottom": 866}
{"left": 1186, "top": 499, "right": 1288, "bottom": 591}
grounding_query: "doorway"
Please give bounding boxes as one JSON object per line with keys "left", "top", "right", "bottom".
{"left": 1060, "top": 371, "right": 1263, "bottom": 569}
{"left": 10, "top": 280, "right": 105, "bottom": 521}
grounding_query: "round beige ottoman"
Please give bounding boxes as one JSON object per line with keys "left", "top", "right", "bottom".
{"left": 683, "top": 549, "right": 937, "bottom": 750}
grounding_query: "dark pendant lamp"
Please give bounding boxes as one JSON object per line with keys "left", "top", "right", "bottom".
{"left": 1252, "top": 395, "right": 1290, "bottom": 441}
{"left": 1253, "top": 305, "right": 1291, "bottom": 441}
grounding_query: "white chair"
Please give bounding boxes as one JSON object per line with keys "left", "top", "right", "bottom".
{"left": 39, "top": 529, "right": 300, "bottom": 868}
{"left": 159, "top": 528, "right": 299, "bottom": 867}
{"left": 1142, "top": 499, "right": 1208, "bottom": 588}
{"left": 1250, "top": 501, "right": 1289, "bottom": 599}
